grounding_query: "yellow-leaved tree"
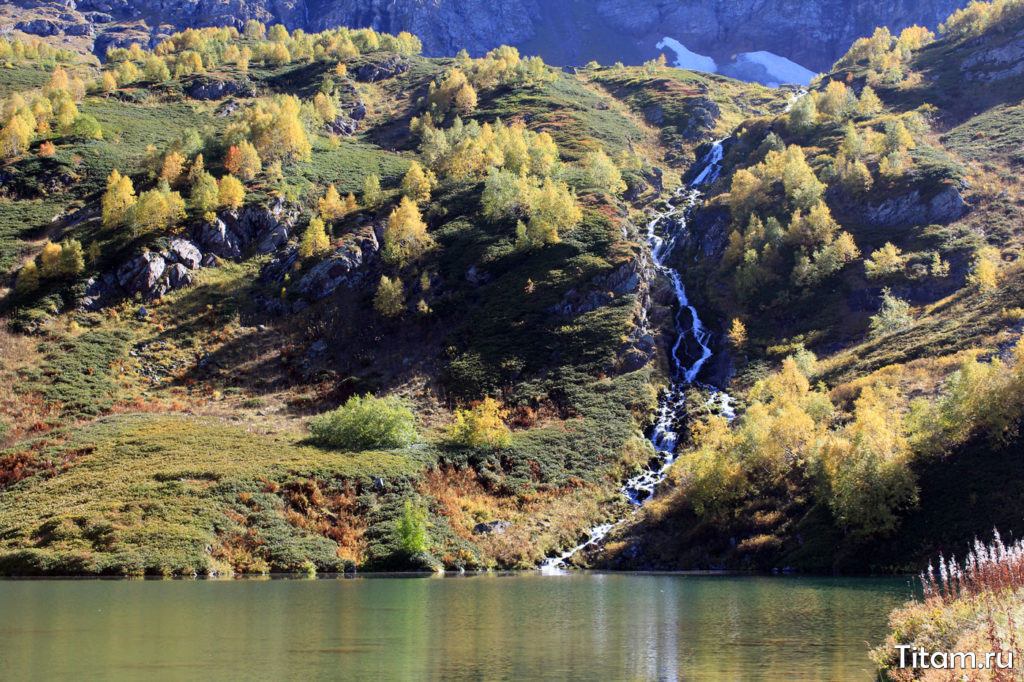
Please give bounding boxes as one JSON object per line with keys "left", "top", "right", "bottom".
{"left": 383, "top": 196, "right": 434, "bottom": 266}
{"left": 318, "top": 184, "right": 347, "bottom": 221}
{"left": 299, "top": 216, "right": 330, "bottom": 258}
{"left": 400, "top": 161, "right": 436, "bottom": 204}
{"left": 218, "top": 174, "right": 245, "bottom": 209}
{"left": 447, "top": 397, "right": 511, "bottom": 448}
{"left": 101, "top": 169, "right": 136, "bottom": 229}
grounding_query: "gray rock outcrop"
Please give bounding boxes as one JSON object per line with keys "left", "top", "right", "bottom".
{"left": 864, "top": 185, "right": 968, "bottom": 227}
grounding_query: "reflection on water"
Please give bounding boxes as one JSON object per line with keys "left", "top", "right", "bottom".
{"left": 0, "top": 573, "right": 909, "bottom": 680}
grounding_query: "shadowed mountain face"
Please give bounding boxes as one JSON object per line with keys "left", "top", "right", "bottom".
{"left": 9, "top": 0, "right": 968, "bottom": 72}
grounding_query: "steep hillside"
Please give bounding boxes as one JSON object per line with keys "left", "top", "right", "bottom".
{"left": 591, "top": 1, "right": 1024, "bottom": 573}
{"left": 0, "top": 26, "right": 788, "bottom": 575}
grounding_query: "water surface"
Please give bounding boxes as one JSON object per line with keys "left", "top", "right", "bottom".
{"left": 0, "top": 573, "right": 909, "bottom": 680}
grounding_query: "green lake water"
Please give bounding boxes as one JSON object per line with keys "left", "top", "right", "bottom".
{"left": 0, "top": 573, "right": 909, "bottom": 680}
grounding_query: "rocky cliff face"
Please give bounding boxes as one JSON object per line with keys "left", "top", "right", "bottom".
{"left": 10, "top": 0, "right": 967, "bottom": 72}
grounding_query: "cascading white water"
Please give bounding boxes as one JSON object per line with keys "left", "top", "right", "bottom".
{"left": 540, "top": 142, "right": 732, "bottom": 573}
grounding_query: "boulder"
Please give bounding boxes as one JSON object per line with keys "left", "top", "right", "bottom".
{"left": 166, "top": 263, "right": 193, "bottom": 290}
{"left": 186, "top": 78, "right": 256, "bottom": 100}
{"left": 473, "top": 521, "right": 510, "bottom": 534}
{"left": 83, "top": 11, "right": 115, "bottom": 23}
{"left": 347, "top": 103, "right": 367, "bottom": 120}
{"left": 258, "top": 246, "right": 300, "bottom": 285}
{"left": 80, "top": 272, "right": 120, "bottom": 311}
{"left": 548, "top": 259, "right": 644, "bottom": 316}
{"left": 255, "top": 223, "right": 289, "bottom": 254}
{"left": 295, "top": 242, "right": 368, "bottom": 299}
{"left": 642, "top": 103, "right": 664, "bottom": 126}
{"left": 15, "top": 20, "right": 61, "bottom": 36}
{"left": 194, "top": 218, "right": 245, "bottom": 259}
{"left": 64, "top": 23, "right": 96, "bottom": 36}
{"left": 325, "top": 115, "right": 358, "bottom": 137}
{"left": 116, "top": 251, "right": 166, "bottom": 297}
{"left": 679, "top": 97, "right": 721, "bottom": 141}
{"left": 353, "top": 56, "right": 411, "bottom": 82}
{"left": 618, "top": 334, "right": 657, "bottom": 373}
{"left": 167, "top": 238, "right": 202, "bottom": 270}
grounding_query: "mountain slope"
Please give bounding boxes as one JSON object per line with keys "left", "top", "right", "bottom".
{"left": 4, "top": 0, "right": 971, "bottom": 74}
{"left": 590, "top": 1, "right": 1024, "bottom": 573}
{"left": 0, "top": 27, "right": 789, "bottom": 574}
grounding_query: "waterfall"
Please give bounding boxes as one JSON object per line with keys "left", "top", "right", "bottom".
{"left": 540, "top": 141, "right": 732, "bottom": 573}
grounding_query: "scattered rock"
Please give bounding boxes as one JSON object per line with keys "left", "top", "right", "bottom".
{"left": 353, "top": 55, "right": 411, "bottom": 82}
{"left": 549, "top": 258, "right": 644, "bottom": 316}
{"left": 258, "top": 246, "right": 300, "bottom": 285}
{"left": 15, "top": 19, "right": 61, "bottom": 36}
{"left": 325, "top": 115, "right": 358, "bottom": 137}
{"left": 186, "top": 77, "right": 257, "bottom": 100}
{"left": 166, "top": 263, "right": 193, "bottom": 290}
{"left": 295, "top": 241, "right": 370, "bottom": 299}
{"left": 117, "top": 251, "right": 166, "bottom": 297}
{"left": 166, "top": 237, "right": 202, "bottom": 270}
{"left": 215, "top": 100, "right": 240, "bottom": 117}
{"left": 474, "top": 520, "right": 510, "bottom": 534}
{"left": 194, "top": 217, "right": 245, "bottom": 259}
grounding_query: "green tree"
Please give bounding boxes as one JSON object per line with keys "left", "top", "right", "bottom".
{"left": 70, "top": 114, "right": 102, "bottom": 140}
{"left": 144, "top": 55, "right": 170, "bottom": 82}
{"left": 308, "top": 394, "right": 418, "bottom": 450}
{"left": 130, "top": 181, "right": 186, "bottom": 236}
{"left": 318, "top": 184, "right": 346, "bottom": 221}
{"left": 15, "top": 261, "right": 39, "bottom": 294}
{"left": 396, "top": 501, "right": 430, "bottom": 555}
{"left": 584, "top": 149, "right": 626, "bottom": 195}
{"left": 481, "top": 167, "right": 532, "bottom": 220}
{"left": 788, "top": 94, "right": 818, "bottom": 132}
{"left": 856, "top": 85, "right": 882, "bottom": 116}
{"left": 224, "top": 140, "right": 262, "bottom": 182}
{"left": 869, "top": 288, "right": 913, "bottom": 337}
{"left": 864, "top": 242, "right": 905, "bottom": 279}
{"left": 967, "top": 246, "right": 1001, "bottom": 292}
{"left": 727, "top": 318, "right": 747, "bottom": 350}
{"left": 218, "top": 174, "right": 245, "bottom": 209}
{"left": 373, "top": 275, "right": 405, "bottom": 317}
{"left": 189, "top": 171, "right": 220, "bottom": 213}
{"left": 59, "top": 239, "right": 84, "bottom": 277}
{"left": 884, "top": 119, "right": 915, "bottom": 153}
{"left": 400, "top": 161, "right": 436, "bottom": 204}
{"left": 819, "top": 383, "right": 917, "bottom": 537}
{"left": 520, "top": 177, "right": 581, "bottom": 248}
{"left": 362, "top": 173, "right": 383, "bottom": 207}
{"left": 39, "top": 241, "right": 63, "bottom": 278}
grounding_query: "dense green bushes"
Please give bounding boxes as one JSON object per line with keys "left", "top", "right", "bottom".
{"left": 308, "top": 394, "right": 418, "bottom": 450}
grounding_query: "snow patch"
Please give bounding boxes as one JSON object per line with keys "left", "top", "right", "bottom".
{"left": 655, "top": 37, "right": 717, "bottom": 73}
{"left": 655, "top": 38, "right": 817, "bottom": 87}
{"left": 732, "top": 51, "right": 817, "bottom": 86}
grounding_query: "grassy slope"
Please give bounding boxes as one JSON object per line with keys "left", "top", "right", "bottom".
{"left": 2, "top": 44, "right": 775, "bottom": 573}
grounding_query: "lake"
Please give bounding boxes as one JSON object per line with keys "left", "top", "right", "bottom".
{"left": 0, "top": 572, "right": 909, "bottom": 680}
